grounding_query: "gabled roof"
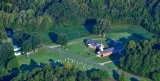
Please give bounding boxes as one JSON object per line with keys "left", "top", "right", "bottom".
{"left": 83, "top": 39, "right": 101, "bottom": 47}
{"left": 99, "top": 46, "right": 123, "bottom": 55}
{"left": 99, "top": 47, "right": 114, "bottom": 54}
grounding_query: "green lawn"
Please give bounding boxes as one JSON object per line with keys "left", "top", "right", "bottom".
{"left": 40, "top": 25, "right": 155, "bottom": 45}
{"left": 108, "top": 25, "right": 155, "bottom": 41}
{"left": 17, "top": 25, "right": 154, "bottom": 81}
{"left": 17, "top": 49, "right": 67, "bottom": 65}
{"left": 17, "top": 48, "right": 97, "bottom": 71}
{"left": 40, "top": 26, "right": 91, "bottom": 45}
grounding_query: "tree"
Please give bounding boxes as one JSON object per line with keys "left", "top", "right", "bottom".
{"left": 92, "top": 19, "right": 111, "bottom": 35}
{"left": 0, "top": 30, "right": 7, "bottom": 42}
{"left": 77, "top": 71, "right": 90, "bottom": 81}
{"left": 89, "top": 69, "right": 109, "bottom": 79}
{"left": 21, "top": 38, "right": 32, "bottom": 53}
{"left": 56, "top": 33, "right": 68, "bottom": 46}
{"left": 0, "top": 66, "right": 9, "bottom": 80}
{"left": 7, "top": 57, "right": 19, "bottom": 70}
{"left": 31, "top": 32, "right": 41, "bottom": 51}
{"left": 64, "top": 62, "right": 71, "bottom": 70}
{"left": 119, "top": 72, "right": 126, "bottom": 81}
{"left": 151, "top": 72, "right": 160, "bottom": 81}
{"left": 0, "top": 42, "right": 14, "bottom": 67}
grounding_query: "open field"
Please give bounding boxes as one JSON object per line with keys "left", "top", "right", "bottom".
{"left": 40, "top": 25, "right": 155, "bottom": 45}
{"left": 17, "top": 48, "right": 97, "bottom": 71}
{"left": 17, "top": 25, "right": 153, "bottom": 81}
{"left": 17, "top": 49, "right": 67, "bottom": 65}
{"left": 108, "top": 25, "right": 155, "bottom": 42}
{"left": 33, "top": 25, "right": 155, "bottom": 71}
{"left": 58, "top": 42, "right": 119, "bottom": 63}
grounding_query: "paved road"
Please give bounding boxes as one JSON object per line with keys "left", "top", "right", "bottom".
{"left": 42, "top": 45, "right": 140, "bottom": 81}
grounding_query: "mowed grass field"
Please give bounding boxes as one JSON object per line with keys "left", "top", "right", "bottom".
{"left": 17, "top": 48, "right": 97, "bottom": 70}
{"left": 17, "top": 25, "right": 153, "bottom": 81}
{"left": 18, "top": 25, "right": 155, "bottom": 68}
{"left": 40, "top": 25, "right": 155, "bottom": 45}
{"left": 108, "top": 25, "right": 155, "bottom": 42}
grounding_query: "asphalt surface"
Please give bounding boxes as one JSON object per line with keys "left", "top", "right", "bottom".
{"left": 42, "top": 45, "right": 140, "bottom": 81}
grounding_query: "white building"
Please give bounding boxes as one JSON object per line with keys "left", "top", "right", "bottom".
{"left": 14, "top": 51, "right": 21, "bottom": 56}
{"left": 13, "top": 45, "right": 21, "bottom": 56}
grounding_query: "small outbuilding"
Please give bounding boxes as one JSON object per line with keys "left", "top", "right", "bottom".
{"left": 13, "top": 45, "right": 21, "bottom": 56}
{"left": 14, "top": 45, "right": 21, "bottom": 51}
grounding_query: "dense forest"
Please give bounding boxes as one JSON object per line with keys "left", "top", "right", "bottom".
{"left": 120, "top": 38, "right": 160, "bottom": 81}
{"left": 11, "top": 64, "right": 109, "bottom": 81}
{"left": 0, "top": 0, "right": 160, "bottom": 34}
{"left": 1, "top": 62, "right": 110, "bottom": 81}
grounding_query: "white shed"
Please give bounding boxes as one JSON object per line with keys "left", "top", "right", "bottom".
{"left": 14, "top": 45, "right": 21, "bottom": 51}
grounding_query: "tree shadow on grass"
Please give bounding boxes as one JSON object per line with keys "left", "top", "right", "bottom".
{"left": 48, "top": 59, "right": 63, "bottom": 67}
{"left": 130, "top": 77, "right": 139, "bottom": 81}
{"left": 20, "top": 59, "right": 64, "bottom": 73}
{"left": 132, "top": 33, "right": 146, "bottom": 40}
{"left": 20, "top": 59, "right": 39, "bottom": 72}
{"left": 84, "top": 19, "right": 97, "bottom": 33}
{"left": 48, "top": 32, "right": 58, "bottom": 43}
{"left": 119, "top": 33, "right": 148, "bottom": 44}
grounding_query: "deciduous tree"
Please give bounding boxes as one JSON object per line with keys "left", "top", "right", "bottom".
{"left": 56, "top": 33, "right": 68, "bottom": 46}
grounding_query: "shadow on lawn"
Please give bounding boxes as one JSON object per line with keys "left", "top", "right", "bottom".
{"left": 119, "top": 33, "right": 148, "bottom": 44}
{"left": 48, "top": 32, "right": 58, "bottom": 43}
{"left": 20, "top": 59, "right": 64, "bottom": 73}
{"left": 20, "top": 59, "right": 39, "bottom": 72}
{"left": 130, "top": 77, "right": 139, "bottom": 81}
{"left": 84, "top": 19, "right": 97, "bottom": 33}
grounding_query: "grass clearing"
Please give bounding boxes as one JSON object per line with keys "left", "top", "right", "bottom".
{"left": 17, "top": 49, "right": 67, "bottom": 65}
{"left": 58, "top": 43, "right": 96, "bottom": 59}
{"left": 40, "top": 25, "right": 155, "bottom": 45}
{"left": 17, "top": 25, "right": 154, "bottom": 80}
{"left": 17, "top": 48, "right": 97, "bottom": 71}
{"left": 110, "top": 25, "right": 155, "bottom": 39}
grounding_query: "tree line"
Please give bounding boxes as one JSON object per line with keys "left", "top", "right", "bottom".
{"left": 1, "top": 61, "right": 110, "bottom": 81}
{"left": 120, "top": 38, "right": 160, "bottom": 81}
{"left": 0, "top": 0, "right": 159, "bottom": 35}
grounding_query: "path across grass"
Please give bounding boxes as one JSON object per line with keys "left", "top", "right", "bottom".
{"left": 40, "top": 25, "right": 155, "bottom": 45}
{"left": 17, "top": 25, "right": 153, "bottom": 81}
